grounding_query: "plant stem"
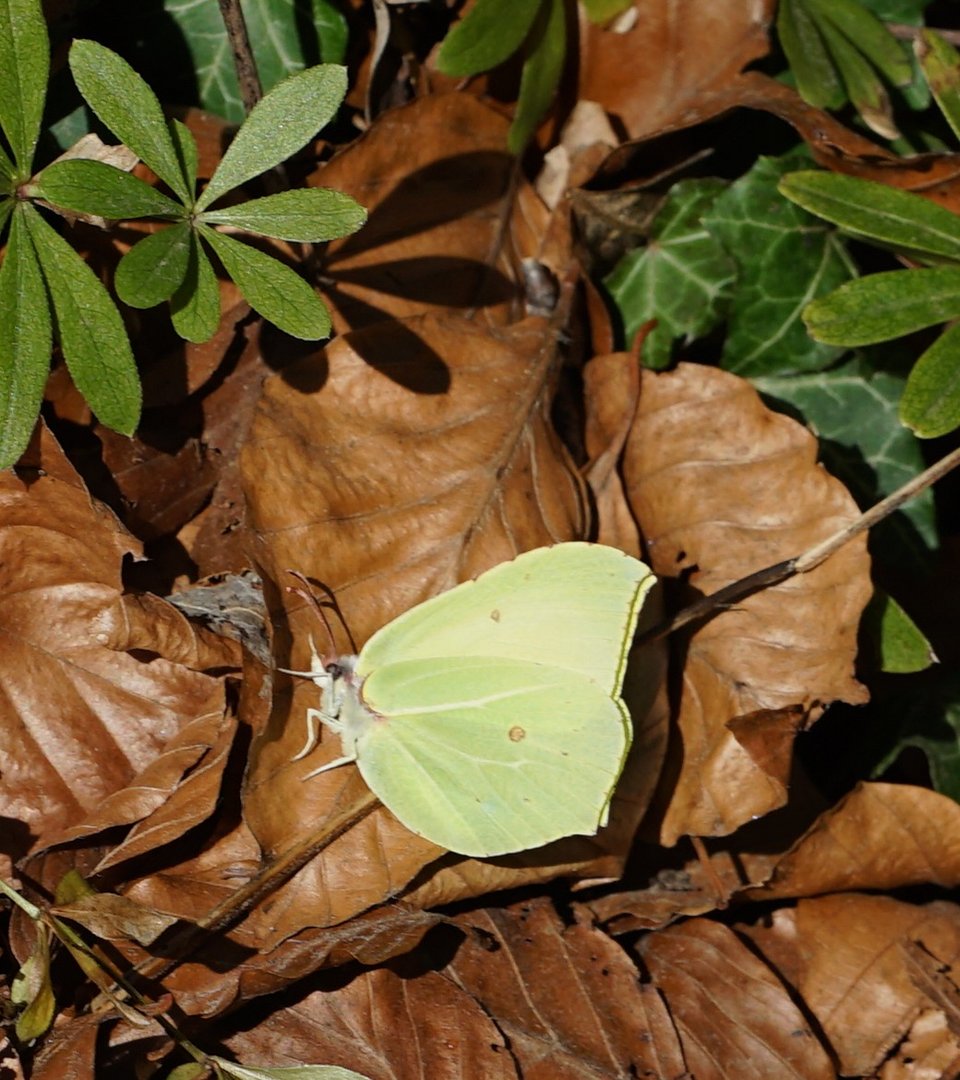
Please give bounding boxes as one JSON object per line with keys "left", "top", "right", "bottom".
{"left": 217, "top": 0, "right": 262, "bottom": 114}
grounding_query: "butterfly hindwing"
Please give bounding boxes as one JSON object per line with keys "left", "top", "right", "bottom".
{"left": 355, "top": 654, "right": 629, "bottom": 857}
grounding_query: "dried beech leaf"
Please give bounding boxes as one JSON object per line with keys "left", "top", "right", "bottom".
{"left": 746, "top": 782, "right": 960, "bottom": 900}
{"left": 221, "top": 967, "right": 516, "bottom": 1079}
{"left": 579, "top": 0, "right": 774, "bottom": 142}
{"left": 238, "top": 309, "right": 603, "bottom": 940}
{"left": 625, "top": 363, "right": 870, "bottom": 843}
{"left": 582, "top": 351, "right": 642, "bottom": 556}
{"left": 747, "top": 894, "right": 960, "bottom": 1076}
{"left": 639, "top": 918, "right": 835, "bottom": 1078}
{"left": 317, "top": 94, "right": 536, "bottom": 333}
{"left": 52, "top": 892, "right": 178, "bottom": 946}
{"left": 0, "top": 428, "right": 224, "bottom": 853}
{"left": 449, "top": 899, "right": 686, "bottom": 1078}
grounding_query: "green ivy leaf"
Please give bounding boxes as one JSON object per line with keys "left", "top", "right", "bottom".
{"left": 899, "top": 317, "right": 960, "bottom": 437}
{"left": 705, "top": 151, "right": 853, "bottom": 376}
{"left": 863, "top": 589, "right": 936, "bottom": 674}
{"left": 196, "top": 65, "right": 347, "bottom": 213}
{"left": 115, "top": 222, "right": 192, "bottom": 308}
{"left": 170, "top": 231, "right": 221, "bottom": 344}
{"left": 69, "top": 39, "right": 191, "bottom": 204}
{"left": 436, "top": 0, "right": 543, "bottom": 77}
{"left": 755, "top": 353, "right": 937, "bottom": 570}
{"left": 0, "top": 204, "right": 51, "bottom": 468}
{"left": 200, "top": 188, "right": 366, "bottom": 242}
{"left": 199, "top": 225, "right": 331, "bottom": 340}
{"left": 804, "top": 266, "right": 960, "bottom": 344}
{"left": 32, "top": 159, "right": 184, "bottom": 220}
{"left": 604, "top": 179, "right": 735, "bottom": 369}
{"left": 508, "top": 0, "right": 565, "bottom": 155}
{"left": 23, "top": 205, "right": 141, "bottom": 434}
{"left": 0, "top": 0, "right": 49, "bottom": 174}
{"left": 779, "top": 171, "right": 960, "bottom": 262}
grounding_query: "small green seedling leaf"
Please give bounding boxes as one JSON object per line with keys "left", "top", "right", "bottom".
{"left": 199, "top": 225, "right": 331, "bottom": 340}
{"left": 812, "top": 14, "right": 897, "bottom": 139}
{"left": 0, "top": 203, "right": 51, "bottom": 468}
{"left": 803, "top": 266, "right": 960, "bottom": 345}
{"left": 807, "top": 0, "right": 912, "bottom": 87}
{"left": 23, "top": 204, "right": 141, "bottom": 434}
{"left": 12, "top": 923, "right": 55, "bottom": 1041}
{"left": 580, "top": 0, "right": 633, "bottom": 23}
{"left": 779, "top": 171, "right": 960, "bottom": 262}
{"left": 508, "top": 0, "right": 565, "bottom": 155}
{"left": 195, "top": 65, "right": 347, "bottom": 213}
{"left": 200, "top": 188, "right": 366, "bottom": 242}
{"left": 210, "top": 1061, "right": 372, "bottom": 1080}
{"left": 32, "top": 159, "right": 184, "bottom": 220}
{"left": 116, "top": 222, "right": 192, "bottom": 308}
{"left": 171, "top": 231, "right": 221, "bottom": 344}
{"left": 917, "top": 29, "right": 960, "bottom": 144}
{"left": 864, "top": 590, "right": 937, "bottom": 674}
{"left": 777, "top": 0, "right": 844, "bottom": 110}
{"left": 69, "top": 39, "right": 191, "bottom": 204}
{"left": 900, "top": 318, "right": 960, "bottom": 437}
{"left": 436, "top": 0, "right": 543, "bottom": 77}
{"left": 0, "top": 0, "right": 49, "bottom": 174}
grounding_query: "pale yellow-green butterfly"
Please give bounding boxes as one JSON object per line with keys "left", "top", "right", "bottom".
{"left": 288, "top": 543, "right": 655, "bottom": 857}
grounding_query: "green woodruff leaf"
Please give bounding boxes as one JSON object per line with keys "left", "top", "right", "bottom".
{"left": 918, "top": 28, "right": 960, "bottom": 143}
{"left": 115, "top": 222, "right": 192, "bottom": 308}
{"left": 199, "top": 225, "right": 331, "bottom": 340}
{"left": 900, "top": 319, "right": 960, "bottom": 437}
{"left": 0, "top": 204, "right": 51, "bottom": 467}
{"left": 70, "top": 39, "right": 191, "bottom": 204}
{"left": 31, "top": 159, "right": 184, "bottom": 220}
{"left": 195, "top": 64, "right": 348, "bottom": 212}
{"left": 0, "top": 0, "right": 49, "bottom": 174}
{"left": 22, "top": 204, "right": 141, "bottom": 434}
{"left": 201, "top": 188, "right": 366, "bottom": 242}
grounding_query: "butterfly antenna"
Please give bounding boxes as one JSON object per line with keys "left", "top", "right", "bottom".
{"left": 285, "top": 570, "right": 359, "bottom": 660}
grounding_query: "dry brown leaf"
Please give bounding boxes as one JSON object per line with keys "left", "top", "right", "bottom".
{"left": 579, "top": 0, "right": 774, "bottom": 142}
{"left": 625, "top": 363, "right": 871, "bottom": 844}
{"left": 638, "top": 917, "right": 835, "bottom": 1078}
{"left": 316, "top": 93, "right": 559, "bottom": 333}
{"left": 221, "top": 966, "right": 517, "bottom": 1079}
{"left": 448, "top": 898, "right": 686, "bottom": 1078}
{"left": 880, "top": 1008, "right": 960, "bottom": 1080}
{"left": 0, "top": 428, "right": 224, "bottom": 856}
{"left": 582, "top": 350, "right": 642, "bottom": 556}
{"left": 746, "top": 895, "right": 960, "bottom": 1077}
{"left": 745, "top": 782, "right": 960, "bottom": 901}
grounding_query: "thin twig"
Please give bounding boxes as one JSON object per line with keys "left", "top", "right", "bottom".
{"left": 636, "top": 443, "right": 960, "bottom": 647}
{"left": 217, "top": 0, "right": 262, "bottom": 114}
{"left": 887, "top": 22, "right": 960, "bottom": 46}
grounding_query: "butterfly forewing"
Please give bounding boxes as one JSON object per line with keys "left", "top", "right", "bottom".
{"left": 355, "top": 655, "right": 630, "bottom": 857}
{"left": 356, "top": 544, "right": 654, "bottom": 696}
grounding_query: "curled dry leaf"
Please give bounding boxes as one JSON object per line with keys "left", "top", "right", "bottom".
{"left": 638, "top": 917, "right": 836, "bottom": 1079}
{"left": 579, "top": 0, "right": 774, "bottom": 142}
{"left": 743, "top": 782, "right": 960, "bottom": 900}
{"left": 746, "top": 894, "right": 960, "bottom": 1077}
{"left": 0, "top": 428, "right": 225, "bottom": 856}
{"left": 625, "top": 363, "right": 871, "bottom": 844}
{"left": 448, "top": 899, "right": 686, "bottom": 1079}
